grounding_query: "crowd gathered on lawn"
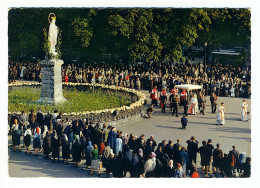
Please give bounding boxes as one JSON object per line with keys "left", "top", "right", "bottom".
{"left": 8, "top": 60, "right": 251, "bottom": 98}
{"left": 9, "top": 107, "right": 251, "bottom": 178}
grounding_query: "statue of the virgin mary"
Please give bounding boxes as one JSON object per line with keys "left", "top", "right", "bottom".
{"left": 48, "top": 13, "right": 58, "bottom": 56}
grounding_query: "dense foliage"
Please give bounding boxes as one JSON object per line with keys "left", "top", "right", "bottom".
{"left": 8, "top": 87, "right": 133, "bottom": 113}
{"left": 8, "top": 8, "right": 250, "bottom": 64}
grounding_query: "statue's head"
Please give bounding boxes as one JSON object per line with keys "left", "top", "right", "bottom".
{"left": 48, "top": 13, "right": 56, "bottom": 24}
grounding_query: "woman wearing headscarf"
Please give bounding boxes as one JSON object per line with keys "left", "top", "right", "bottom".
{"left": 33, "top": 131, "right": 41, "bottom": 156}
{"left": 41, "top": 125, "right": 48, "bottom": 154}
{"left": 165, "top": 160, "right": 175, "bottom": 177}
{"left": 62, "top": 134, "right": 70, "bottom": 164}
{"left": 43, "top": 131, "right": 51, "bottom": 159}
{"left": 11, "top": 119, "right": 21, "bottom": 152}
{"left": 237, "top": 152, "right": 247, "bottom": 170}
{"left": 72, "top": 136, "right": 82, "bottom": 168}
{"left": 174, "top": 163, "right": 184, "bottom": 178}
{"left": 51, "top": 130, "right": 60, "bottom": 163}
{"left": 80, "top": 132, "right": 87, "bottom": 159}
{"left": 89, "top": 144, "right": 100, "bottom": 176}
{"left": 112, "top": 151, "right": 124, "bottom": 178}
{"left": 102, "top": 143, "right": 112, "bottom": 177}
{"left": 85, "top": 141, "right": 93, "bottom": 168}
{"left": 99, "top": 142, "right": 105, "bottom": 157}
{"left": 107, "top": 127, "right": 117, "bottom": 151}
{"left": 130, "top": 151, "right": 141, "bottom": 177}
{"left": 123, "top": 133, "right": 129, "bottom": 146}
{"left": 115, "top": 134, "right": 123, "bottom": 155}
{"left": 24, "top": 125, "right": 32, "bottom": 154}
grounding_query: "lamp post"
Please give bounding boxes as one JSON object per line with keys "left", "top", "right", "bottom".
{"left": 204, "top": 42, "right": 207, "bottom": 73}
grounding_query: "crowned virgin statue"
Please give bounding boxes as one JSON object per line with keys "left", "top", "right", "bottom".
{"left": 48, "top": 13, "right": 58, "bottom": 56}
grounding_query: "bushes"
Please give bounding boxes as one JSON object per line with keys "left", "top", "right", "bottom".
{"left": 8, "top": 87, "right": 133, "bottom": 113}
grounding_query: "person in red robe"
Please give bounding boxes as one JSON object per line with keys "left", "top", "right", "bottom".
{"left": 150, "top": 86, "right": 159, "bottom": 106}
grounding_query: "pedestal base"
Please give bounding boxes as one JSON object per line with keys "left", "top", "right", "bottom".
{"left": 37, "top": 59, "right": 66, "bottom": 105}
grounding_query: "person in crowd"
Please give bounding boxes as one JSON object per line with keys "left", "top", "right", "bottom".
{"left": 43, "top": 131, "right": 52, "bottom": 159}
{"left": 115, "top": 134, "right": 123, "bottom": 155}
{"left": 241, "top": 99, "right": 249, "bottom": 121}
{"left": 150, "top": 86, "right": 159, "bottom": 106}
{"left": 72, "top": 137, "right": 82, "bottom": 168}
{"left": 89, "top": 144, "right": 100, "bottom": 176}
{"left": 216, "top": 103, "right": 225, "bottom": 125}
{"left": 174, "top": 163, "right": 183, "bottom": 178}
{"left": 107, "top": 127, "right": 117, "bottom": 151}
{"left": 189, "top": 94, "right": 198, "bottom": 115}
{"left": 62, "top": 134, "right": 71, "bottom": 164}
{"left": 210, "top": 92, "right": 217, "bottom": 114}
{"left": 181, "top": 115, "right": 188, "bottom": 130}
{"left": 186, "top": 136, "right": 199, "bottom": 168}
{"left": 198, "top": 140, "right": 211, "bottom": 173}
{"left": 29, "top": 109, "right": 36, "bottom": 134}
{"left": 213, "top": 143, "right": 223, "bottom": 172}
{"left": 240, "top": 157, "right": 251, "bottom": 177}
{"left": 11, "top": 119, "right": 21, "bottom": 152}
{"left": 182, "top": 96, "right": 189, "bottom": 116}
{"left": 102, "top": 143, "right": 112, "bottom": 177}
{"left": 23, "top": 125, "right": 32, "bottom": 154}
{"left": 44, "top": 111, "right": 52, "bottom": 131}
{"left": 172, "top": 95, "right": 179, "bottom": 117}
{"left": 160, "top": 92, "right": 167, "bottom": 113}
{"left": 51, "top": 130, "right": 60, "bottom": 163}
{"left": 33, "top": 130, "right": 41, "bottom": 156}
{"left": 85, "top": 141, "right": 93, "bottom": 168}
{"left": 200, "top": 95, "right": 206, "bottom": 115}
{"left": 147, "top": 105, "right": 153, "bottom": 118}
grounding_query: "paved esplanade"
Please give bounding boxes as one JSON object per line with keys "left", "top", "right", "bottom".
{"left": 9, "top": 90, "right": 251, "bottom": 177}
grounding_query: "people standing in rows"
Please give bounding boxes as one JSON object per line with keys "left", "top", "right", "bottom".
{"left": 216, "top": 103, "right": 225, "bottom": 125}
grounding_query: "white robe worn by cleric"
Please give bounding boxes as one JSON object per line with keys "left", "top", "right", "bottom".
{"left": 189, "top": 97, "right": 198, "bottom": 115}
{"left": 241, "top": 102, "right": 248, "bottom": 121}
{"left": 216, "top": 106, "right": 225, "bottom": 125}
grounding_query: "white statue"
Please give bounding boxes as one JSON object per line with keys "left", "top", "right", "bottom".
{"left": 48, "top": 13, "right": 58, "bottom": 56}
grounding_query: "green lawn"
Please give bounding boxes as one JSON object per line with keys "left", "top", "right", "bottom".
{"left": 8, "top": 87, "right": 133, "bottom": 113}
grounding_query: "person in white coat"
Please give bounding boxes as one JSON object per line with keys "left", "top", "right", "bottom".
{"left": 241, "top": 99, "right": 249, "bottom": 121}
{"left": 189, "top": 94, "right": 198, "bottom": 115}
{"left": 216, "top": 103, "right": 225, "bottom": 125}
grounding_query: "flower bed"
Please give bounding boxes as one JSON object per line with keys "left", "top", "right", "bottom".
{"left": 8, "top": 82, "right": 146, "bottom": 121}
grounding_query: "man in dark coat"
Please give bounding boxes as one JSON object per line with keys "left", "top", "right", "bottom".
{"left": 186, "top": 136, "right": 199, "bottom": 169}
{"left": 181, "top": 115, "right": 188, "bottom": 130}
{"left": 43, "top": 131, "right": 51, "bottom": 159}
{"left": 182, "top": 97, "right": 189, "bottom": 116}
{"left": 107, "top": 128, "right": 117, "bottom": 151}
{"left": 44, "top": 111, "right": 52, "bottom": 131}
{"left": 172, "top": 95, "right": 179, "bottom": 117}
{"left": 36, "top": 108, "right": 44, "bottom": 132}
{"left": 198, "top": 140, "right": 211, "bottom": 173}
{"left": 210, "top": 92, "right": 217, "bottom": 113}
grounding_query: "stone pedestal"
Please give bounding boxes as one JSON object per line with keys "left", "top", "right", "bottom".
{"left": 37, "top": 59, "right": 66, "bottom": 104}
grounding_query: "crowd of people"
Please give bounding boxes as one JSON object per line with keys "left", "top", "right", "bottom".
{"left": 9, "top": 108, "right": 251, "bottom": 178}
{"left": 8, "top": 60, "right": 251, "bottom": 98}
